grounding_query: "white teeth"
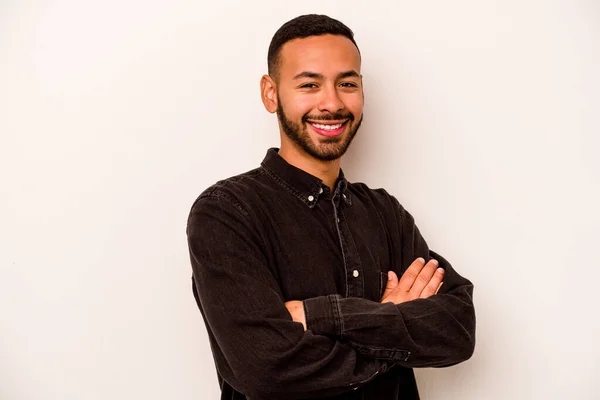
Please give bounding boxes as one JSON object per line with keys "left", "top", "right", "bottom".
{"left": 311, "top": 122, "right": 343, "bottom": 130}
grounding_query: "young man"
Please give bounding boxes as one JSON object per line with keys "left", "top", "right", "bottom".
{"left": 187, "top": 14, "right": 475, "bottom": 400}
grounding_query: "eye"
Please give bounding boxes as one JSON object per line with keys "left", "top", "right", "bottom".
{"left": 340, "top": 82, "right": 358, "bottom": 88}
{"left": 299, "top": 83, "right": 318, "bottom": 89}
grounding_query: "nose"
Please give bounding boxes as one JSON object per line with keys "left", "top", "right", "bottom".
{"left": 318, "top": 85, "right": 344, "bottom": 114}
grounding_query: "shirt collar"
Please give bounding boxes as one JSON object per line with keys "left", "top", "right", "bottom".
{"left": 260, "top": 148, "right": 352, "bottom": 208}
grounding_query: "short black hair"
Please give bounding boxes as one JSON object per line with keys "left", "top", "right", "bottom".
{"left": 267, "top": 14, "right": 360, "bottom": 79}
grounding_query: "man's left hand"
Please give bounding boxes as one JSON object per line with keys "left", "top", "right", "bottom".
{"left": 284, "top": 301, "right": 306, "bottom": 331}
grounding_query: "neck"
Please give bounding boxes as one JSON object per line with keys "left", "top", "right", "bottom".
{"left": 278, "top": 142, "right": 341, "bottom": 191}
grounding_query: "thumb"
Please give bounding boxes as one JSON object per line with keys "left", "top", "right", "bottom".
{"left": 381, "top": 271, "right": 399, "bottom": 301}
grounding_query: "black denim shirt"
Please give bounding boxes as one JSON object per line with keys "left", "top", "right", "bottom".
{"left": 187, "top": 148, "right": 475, "bottom": 400}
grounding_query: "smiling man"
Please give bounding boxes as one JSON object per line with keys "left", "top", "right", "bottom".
{"left": 187, "top": 14, "right": 475, "bottom": 400}
{"left": 270, "top": 33, "right": 363, "bottom": 169}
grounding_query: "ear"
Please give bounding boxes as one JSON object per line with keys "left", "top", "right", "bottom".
{"left": 260, "top": 74, "right": 278, "bottom": 114}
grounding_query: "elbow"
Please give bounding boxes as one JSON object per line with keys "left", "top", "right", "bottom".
{"left": 456, "top": 329, "right": 476, "bottom": 363}
{"left": 439, "top": 331, "right": 475, "bottom": 368}
{"left": 452, "top": 303, "right": 476, "bottom": 363}
{"left": 424, "top": 329, "right": 475, "bottom": 369}
{"left": 439, "top": 308, "right": 476, "bottom": 367}
{"left": 462, "top": 305, "right": 477, "bottom": 361}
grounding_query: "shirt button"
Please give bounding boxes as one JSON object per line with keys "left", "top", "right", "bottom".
{"left": 308, "top": 195, "right": 314, "bottom": 201}
{"left": 337, "top": 218, "right": 340, "bottom": 223}
{"left": 319, "top": 187, "right": 323, "bottom": 194}
{"left": 353, "top": 270, "right": 359, "bottom": 278}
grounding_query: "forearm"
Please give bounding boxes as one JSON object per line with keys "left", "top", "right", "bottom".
{"left": 303, "top": 245, "right": 475, "bottom": 367}
{"left": 304, "top": 280, "right": 475, "bottom": 367}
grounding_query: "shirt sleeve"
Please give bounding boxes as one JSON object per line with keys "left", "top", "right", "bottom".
{"left": 303, "top": 194, "right": 476, "bottom": 368}
{"left": 187, "top": 192, "right": 388, "bottom": 399}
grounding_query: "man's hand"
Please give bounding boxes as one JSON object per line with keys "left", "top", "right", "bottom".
{"left": 285, "top": 300, "right": 307, "bottom": 331}
{"left": 380, "top": 257, "right": 444, "bottom": 304}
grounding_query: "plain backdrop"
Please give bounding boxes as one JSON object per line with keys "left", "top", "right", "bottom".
{"left": 1, "top": 0, "right": 599, "bottom": 399}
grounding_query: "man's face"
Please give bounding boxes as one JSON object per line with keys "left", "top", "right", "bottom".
{"left": 274, "top": 34, "right": 364, "bottom": 161}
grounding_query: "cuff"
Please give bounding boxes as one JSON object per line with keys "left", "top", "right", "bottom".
{"left": 303, "top": 294, "right": 341, "bottom": 337}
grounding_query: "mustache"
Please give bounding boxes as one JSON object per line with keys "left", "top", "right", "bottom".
{"left": 303, "top": 112, "right": 354, "bottom": 122}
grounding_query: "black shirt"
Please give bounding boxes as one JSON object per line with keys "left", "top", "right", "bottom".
{"left": 187, "top": 148, "right": 475, "bottom": 399}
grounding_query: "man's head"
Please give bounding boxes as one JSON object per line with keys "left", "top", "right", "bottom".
{"left": 267, "top": 15, "right": 360, "bottom": 81}
{"left": 261, "top": 15, "right": 364, "bottom": 162}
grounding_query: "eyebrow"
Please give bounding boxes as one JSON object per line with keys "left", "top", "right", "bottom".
{"left": 292, "top": 70, "right": 360, "bottom": 80}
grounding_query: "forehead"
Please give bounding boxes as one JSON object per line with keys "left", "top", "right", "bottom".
{"left": 277, "top": 34, "right": 361, "bottom": 79}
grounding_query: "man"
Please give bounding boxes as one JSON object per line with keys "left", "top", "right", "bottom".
{"left": 187, "top": 14, "right": 475, "bottom": 400}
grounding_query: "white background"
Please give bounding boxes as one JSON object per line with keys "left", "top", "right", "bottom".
{"left": 1, "top": 0, "right": 599, "bottom": 399}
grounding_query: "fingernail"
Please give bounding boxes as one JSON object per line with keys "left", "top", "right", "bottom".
{"left": 388, "top": 271, "right": 393, "bottom": 280}
{"left": 417, "top": 257, "right": 425, "bottom": 264}
{"left": 437, "top": 268, "right": 444, "bottom": 274}
{"left": 431, "top": 259, "right": 439, "bottom": 266}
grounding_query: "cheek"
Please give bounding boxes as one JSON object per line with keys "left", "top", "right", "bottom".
{"left": 348, "top": 102, "right": 364, "bottom": 120}
{"left": 293, "top": 96, "right": 316, "bottom": 118}
{"left": 280, "top": 94, "right": 314, "bottom": 120}
{"left": 341, "top": 93, "right": 364, "bottom": 116}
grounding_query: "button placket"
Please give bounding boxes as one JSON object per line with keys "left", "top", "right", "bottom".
{"left": 332, "top": 196, "right": 364, "bottom": 298}
{"left": 331, "top": 197, "right": 350, "bottom": 298}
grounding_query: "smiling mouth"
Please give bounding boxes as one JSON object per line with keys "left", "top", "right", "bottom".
{"left": 307, "top": 120, "right": 349, "bottom": 136}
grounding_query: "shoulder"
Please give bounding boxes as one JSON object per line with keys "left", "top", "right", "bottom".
{"left": 188, "top": 166, "right": 278, "bottom": 223}
{"left": 347, "top": 181, "right": 415, "bottom": 230}
{"left": 348, "top": 181, "right": 405, "bottom": 212}
{"left": 186, "top": 169, "right": 270, "bottom": 252}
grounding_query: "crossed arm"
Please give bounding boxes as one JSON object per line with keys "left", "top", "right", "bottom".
{"left": 286, "top": 257, "right": 446, "bottom": 330}
{"left": 188, "top": 193, "right": 475, "bottom": 398}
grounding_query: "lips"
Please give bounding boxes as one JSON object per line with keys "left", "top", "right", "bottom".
{"left": 307, "top": 120, "right": 348, "bottom": 137}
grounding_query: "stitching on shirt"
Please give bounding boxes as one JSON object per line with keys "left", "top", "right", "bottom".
{"left": 260, "top": 162, "right": 299, "bottom": 196}
{"left": 330, "top": 294, "right": 343, "bottom": 339}
{"left": 261, "top": 164, "right": 325, "bottom": 208}
{"left": 189, "top": 186, "right": 218, "bottom": 212}
{"left": 350, "top": 342, "right": 411, "bottom": 362}
{"left": 199, "top": 190, "right": 273, "bottom": 253}
{"left": 261, "top": 164, "right": 316, "bottom": 207}
{"left": 202, "top": 191, "right": 249, "bottom": 218}
{"left": 338, "top": 298, "right": 345, "bottom": 340}
{"left": 198, "top": 192, "right": 272, "bottom": 263}
{"left": 349, "top": 363, "right": 388, "bottom": 387}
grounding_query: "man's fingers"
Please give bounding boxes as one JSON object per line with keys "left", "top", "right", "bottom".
{"left": 419, "top": 268, "right": 445, "bottom": 298}
{"left": 397, "top": 257, "right": 426, "bottom": 292}
{"left": 407, "top": 259, "right": 440, "bottom": 296}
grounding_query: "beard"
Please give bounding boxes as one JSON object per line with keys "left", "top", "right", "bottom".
{"left": 276, "top": 95, "right": 363, "bottom": 162}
